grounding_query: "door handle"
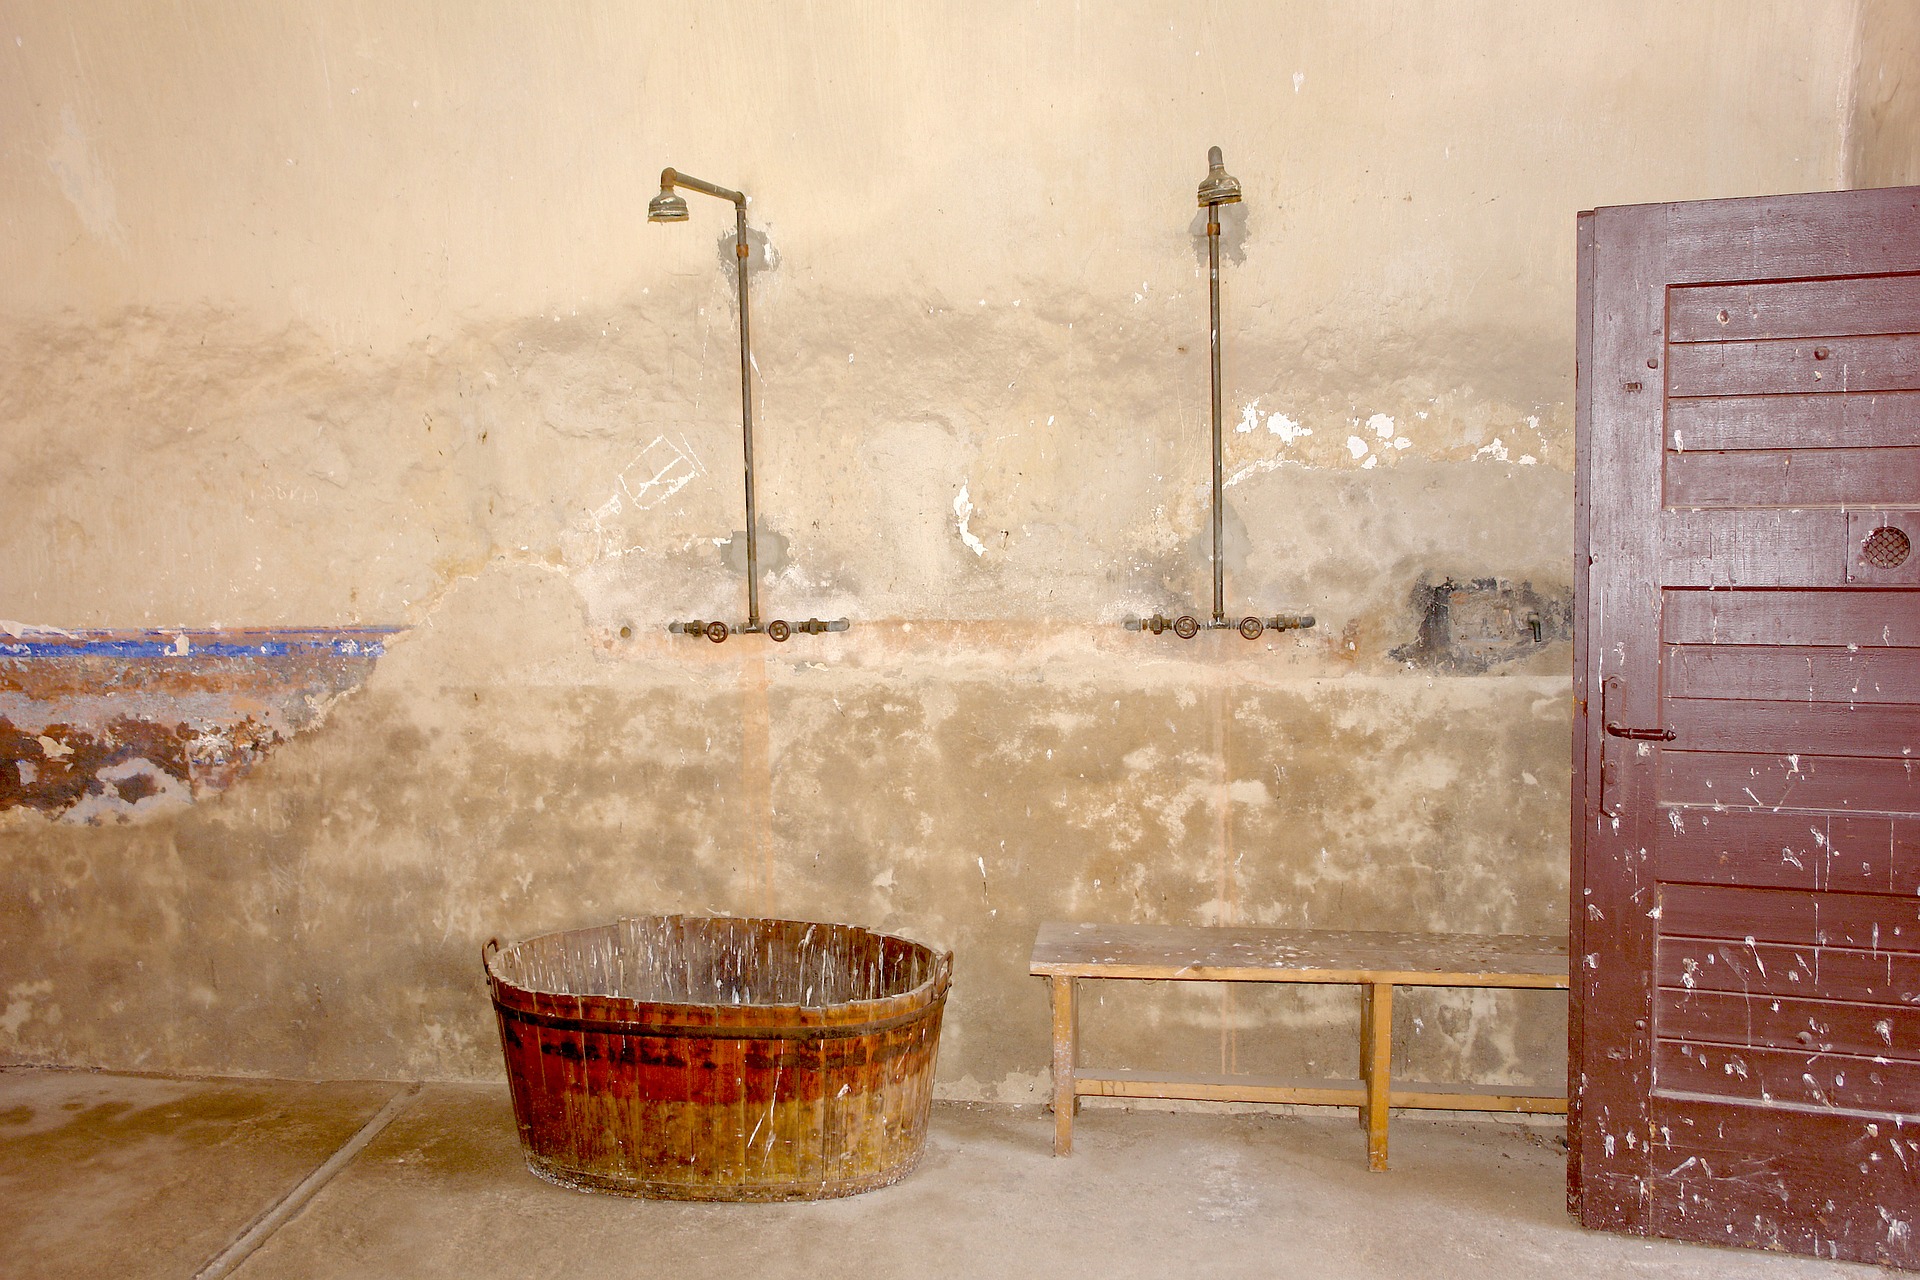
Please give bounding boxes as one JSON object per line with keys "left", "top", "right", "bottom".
{"left": 1600, "top": 676, "right": 1675, "bottom": 741}
{"left": 1604, "top": 721, "right": 1675, "bottom": 742}
{"left": 1598, "top": 676, "right": 1672, "bottom": 820}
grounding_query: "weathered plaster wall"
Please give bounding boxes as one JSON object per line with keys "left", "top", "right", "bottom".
{"left": 1851, "top": 0, "right": 1920, "bottom": 188}
{"left": 0, "top": 2, "right": 1877, "bottom": 1095}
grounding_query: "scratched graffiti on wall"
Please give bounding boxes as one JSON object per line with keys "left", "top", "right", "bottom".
{"left": 0, "top": 626, "right": 398, "bottom": 823}
{"left": 560, "top": 435, "right": 708, "bottom": 566}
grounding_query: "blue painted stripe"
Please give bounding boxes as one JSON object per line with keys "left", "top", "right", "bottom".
{"left": 0, "top": 628, "right": 403, "bottom": 660}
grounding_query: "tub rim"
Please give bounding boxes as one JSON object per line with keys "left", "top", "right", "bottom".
{"left": 482, "top": 913, "right": 954, "bottom": 1036}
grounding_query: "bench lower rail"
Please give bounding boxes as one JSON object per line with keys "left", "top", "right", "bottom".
{"left": 1075, "top": 1070, "right": 1567, "bottom": 1115}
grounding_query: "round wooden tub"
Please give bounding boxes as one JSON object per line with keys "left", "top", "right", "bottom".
{"left": 483, "top": 915, "right": 952, "bottom": 1201}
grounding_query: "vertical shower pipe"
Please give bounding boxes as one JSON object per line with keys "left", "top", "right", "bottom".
{"left": 650, "top": 169, "right": 759, "bottom": 633}
{"left": 731, "top": 195, "right": 761, "bottom": 633}
{"left": 652, "top": 170, "right": 849, "bottom": 642}
{"left": 1206, "top": 151, "right": 1228, "bottom": 628}
{"left": 1124, "top": 148, "right": 1313, "bottom": 642}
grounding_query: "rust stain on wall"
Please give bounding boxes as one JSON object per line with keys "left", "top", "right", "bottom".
{"left": 0, "top": 627, "right": 397, "bottom": 822}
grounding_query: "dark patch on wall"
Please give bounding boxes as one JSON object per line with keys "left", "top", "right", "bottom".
{"left": 0, "top": 715, "right": 192, "bottom": 816}
{"left": 1389, "top": 577, "right": 1571, "bottom": 673}
{"left": 0, "top": 628, "right": 397, "bottom": 822}
{"left": 1189, "top": 201, "right": 1249, "bottom": 267}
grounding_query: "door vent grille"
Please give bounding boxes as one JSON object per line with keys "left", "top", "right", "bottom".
{"left": 1862, "top": 525, "right": 1912, "bottom": 569}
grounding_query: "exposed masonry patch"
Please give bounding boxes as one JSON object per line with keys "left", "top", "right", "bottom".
{"left": 0, "top": 627, "right": 397, "bottom": 822}
{"left": 1389, "top": 578, "right": 1572, "bottom": 673}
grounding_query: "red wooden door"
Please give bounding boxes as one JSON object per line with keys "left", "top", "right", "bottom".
{"left": 1572, "top": 186, "right": 1920, "bottom": 1267}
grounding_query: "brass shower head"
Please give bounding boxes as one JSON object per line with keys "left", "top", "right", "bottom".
{"left": 1196, "top": 145, "right": 1242, "bottom": 206}
{"left": 647, "top": 185, "right": 690, "bottom": 222}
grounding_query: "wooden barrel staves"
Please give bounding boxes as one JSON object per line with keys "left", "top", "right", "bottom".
{"left": 483, "top": 915, "right": 953, "bottom": 1201}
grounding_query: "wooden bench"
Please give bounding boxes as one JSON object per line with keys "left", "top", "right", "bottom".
{"left": 1030, "top": 922, "right": 1569, "bottom": 1170}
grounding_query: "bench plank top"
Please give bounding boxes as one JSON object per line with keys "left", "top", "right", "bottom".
{"left": 1030, "top": 921, "right": 1569, "bottom": 988}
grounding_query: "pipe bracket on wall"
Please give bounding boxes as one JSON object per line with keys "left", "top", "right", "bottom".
{"left": 668, "top": 617, "right": 850, "bottom": 644}
{"left": 1126, "top": 613, "right": 1316, "bottom": 640}
{"left": 1125, "top": 147, "right": 1315, "bottom": 644}
{"left": 649, "top": 167, "right": 850, "bottom": 643}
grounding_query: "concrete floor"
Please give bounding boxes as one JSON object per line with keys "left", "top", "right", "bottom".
{"left": 0, "top": 1068, "right": 1901, "bottom": 1280}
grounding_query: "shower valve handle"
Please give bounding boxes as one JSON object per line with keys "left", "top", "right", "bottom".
{"left": 667, "top": 620, "right": 730, "bottom": 642}
{"left": 1124, "top": 613, "right": 1212, "bottom": 638}
{"left": 794, "top": 617, "right": 850, "bottom": 635}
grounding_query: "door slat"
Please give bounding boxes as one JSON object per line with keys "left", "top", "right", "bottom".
{"left": 1667, "top": 334, "right": 1920, "bottom": 398}
{"left": 1669, "top": 275, "right": 1920, "bottom": 343}
{"left": 1663, "top": 590, "right": 1920, "bottom": 647}
{"left": 1661, "top": 883, "right": 1920, "bottom": 953}
{"left": 1656, "top": 936, "right": 1920, "bottom": 1005}
{"left": 1663, "top": 698, "right": 1920, "bottom": 757}
{"left": 1659, "top": 750, "right": 1920, "bottom": 814}
{"left": 1664, "top": 446, "right": 1920, "bottom": 508}
{"left": 1666, "top": 645, "right": 1920, "bottom": 704}
{"left": 1657, "top": 988, "right": 1920, "bottom": 1060}
{"left": 1666, "top": 390, "right": 1920, "bottom": 452}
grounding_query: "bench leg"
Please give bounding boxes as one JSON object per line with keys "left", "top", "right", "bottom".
{"left": 1050, "top": 975, "right": 1078, "bottom": 1155}
{"left": 1361, "top": 981, "right": 1393, "bottom": 1171}
{"left": 1357, "top": 983, "right": 1373, "bottom": 1131}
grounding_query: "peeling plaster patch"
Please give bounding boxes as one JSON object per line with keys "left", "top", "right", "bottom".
{"left": 47, "top": 107, "right": 127, "bottom": 253}
{"left": 1292, "top": 71, "right": 1305, "bottom": 93}
{"left": 1225, "top": 408, "right": 1313, "bottom": 487}
{"left": 0, "top": 621, "right": 75, "bottom": 640}
{"left": 0, "top": 628, "right": 397, "bottom": 821}
{"left": 1, "top": 980, "right": 54, "bottom": 1040}
{"left": 1268, "top": 413, "right": 1309, "bottom": 444}
{"left": 954, "top": 484, "right": 987, "bottom": 557}
{"left": 725, "top": 224, "right": 776, "bottom": 274}
{"left": 1238, "top": 403, "right": 1311, "bottom": 444}
{"left": 1368, "top": 413, "right": 1395, "bottom": 440}
{"left": 1226, "top": 458, "right": 1290, "bottom": 487}
{"left": 722, "top": 527, "right": 790, "bottom": 576}
{"left": 60, "top": 757, "right": 192, "bottom": 824}
{"left": 1196, "top": 898, "right": 1236, "bottom": 927}
{"left": 1477, "top": 434, "right": 1538, "bottom": 465}
{"left": 1346, "top": 436, "right": 1369, "bottom": 460}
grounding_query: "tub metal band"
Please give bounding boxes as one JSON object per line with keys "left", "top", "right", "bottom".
{"left": 494, "top": 990, "right": 949, "bottom": 1041}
